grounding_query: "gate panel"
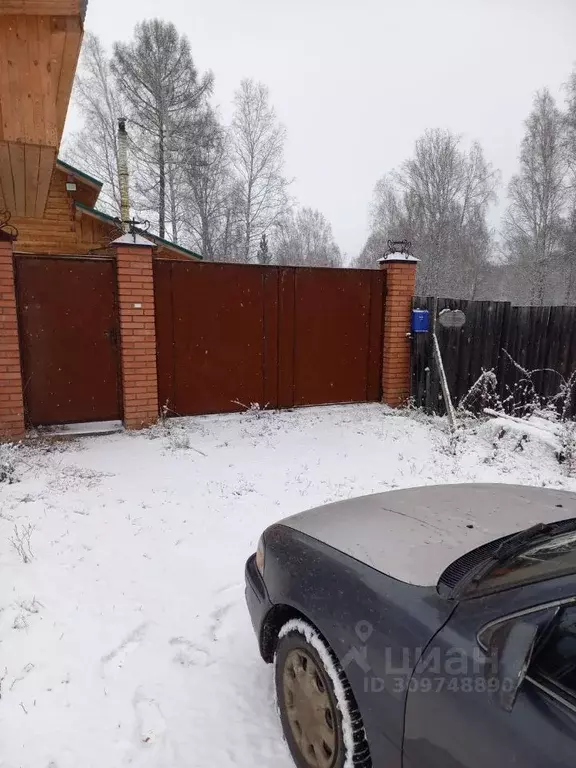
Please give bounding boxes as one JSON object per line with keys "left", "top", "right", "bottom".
{"left": 16, "top": 256, "right": 122, "bottom": 425}
{"left": 155, "top": 261, "right": 277, "bottom": 415}
{"left": 154, "top": 261, "right": 385, "bottom": 416}
{"left": 292, "top": 268, "right": 384, "bottom": 406}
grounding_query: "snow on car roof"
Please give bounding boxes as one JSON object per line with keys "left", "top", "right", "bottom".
{"left": 280, "top": 483, "right": 576, "bottom": 587}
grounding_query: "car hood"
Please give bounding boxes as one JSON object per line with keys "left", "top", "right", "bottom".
{"left": 278, "top": 483, "right": 576, "bottom": 587}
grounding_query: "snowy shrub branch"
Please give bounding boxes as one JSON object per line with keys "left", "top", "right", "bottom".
{"left": 0, "top": 444, "right": 18, "bottom": 484}
{"left": 10, "top": 524, "right": 34, "bottom": 564}
{"left": 458, "top": 348, "right": 576, "bottom": 422}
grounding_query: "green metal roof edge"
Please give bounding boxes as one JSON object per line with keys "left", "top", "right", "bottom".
{"left": 75, "top": 200, "right": 121, "bottom": 225}
{"left": 74, "top": 202, "right": 203, "bottom": 260}
{"left": 56, "top": 159, "right": 104, "bottom": 189}
{"left": 148, "top": 232, "right": 203, "bottom": 260}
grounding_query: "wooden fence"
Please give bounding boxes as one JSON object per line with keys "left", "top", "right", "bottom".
{"left": 411, "top": 296, "right": 576, "bottom": 417}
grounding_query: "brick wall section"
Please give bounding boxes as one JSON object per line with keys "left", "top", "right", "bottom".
{"left": 381, "top": 260, "right": 418, "bottom": 407}
{"left": 115, "top": 243, "right": 159, "bottom": 429}
{"left": 0, "top": 238, "right": 25, "bottom": 439}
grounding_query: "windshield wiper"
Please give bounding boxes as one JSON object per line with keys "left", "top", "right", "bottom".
{"left": 457, "top": 518, "right": 576, "bottom": 595}
{"left": 493, "top": 522, "right": 559, "bottom": 562}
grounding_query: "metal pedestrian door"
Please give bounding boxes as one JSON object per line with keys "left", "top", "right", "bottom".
{"left": 15, "top": 256, "right": 122, "bottom": 426}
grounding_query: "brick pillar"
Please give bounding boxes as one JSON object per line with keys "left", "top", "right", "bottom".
{"left": 380, "top": 254, "right": 419, "bottom": 407}
{"left": 0, "top": 235, "right": 25, "bottom": 439}
{"left": 113, "top": 235, "right": 159, "bottom": 429}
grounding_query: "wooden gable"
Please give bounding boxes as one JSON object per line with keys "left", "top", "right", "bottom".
{"left": 0, "top": 0, "right": 84, "bottom": 218}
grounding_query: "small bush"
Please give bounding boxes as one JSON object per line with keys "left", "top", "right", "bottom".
{"left": 10, "top": 523, "right": 34, "bottom": 564}
{"left": 459, "top": 370, "right": 501, "bottom": 415}
{"left": 169, "top": 431, "right": 191, "bottom": 451}
{"left": 0, "top": 443, "right": 18, "bottom": 484}
{"left": 232, "top": 400, "right": 270, "bottom": 419}
{"left": 557, "top": 422, "right": 576, "bottom": 476}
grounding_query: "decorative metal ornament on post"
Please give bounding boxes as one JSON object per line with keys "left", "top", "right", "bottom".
{"left": 384, "top": 239, "right": 412, "bottom": 257}
{"left": 0, "top": 210, "right": 18, "bottom": 241}
{"left": 124, "top": 217, "right": 151, "bottom": 243}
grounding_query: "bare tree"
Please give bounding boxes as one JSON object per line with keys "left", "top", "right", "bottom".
{"left": 396, "top": 130, "right": 497, "bottom": 295}
{"left": 357, "top": 130, "right": 498, "bottom": 296}
{"left": 64, "top": 32, "right": 125, "bottom": 215}
{"left": 180, "top": 111, "right": 244, "bottom": 260}
{"left": 566, "top": 67, "right": 576, "bottom": 179}
{"left": 273, "top": 207, "right": 342, "bottom": 267}
{"left": 503, "top": 89, "right": 568, "bottom": 305}
{"left": 354, "top": 231, "right": 387, "bottom": 269}
{"left": 111, "top": 20, "right": 213, "bottom": 239}
{"left": 562, "top": 69, "right": 576, "bottom": 302}
{"left": 230, "top": 80, "right": 289, "bottom": 262}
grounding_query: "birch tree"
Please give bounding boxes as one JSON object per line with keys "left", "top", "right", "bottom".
{"left": 64, "top": 32, "right": 125, "bottom": 215}
{"left": 563, "top": 69, "right": 576, "bottom": 302}
{"left": 181, "top": 112, "right": 245, "bottom": 260}
{"left": 273, "top": 207, "right": 342, "bottom": 266}
{"left": 357, "top": 130, "right": 498, "bottom": 296}
{"left": 230, "top": 79, "right": 289, "bottom": 262}
{"left": 503, "top": 89, "right": 568, "bottom": 304}
{"left": 111, "top": 20, "right": 213, "bottom": 239}
{"left": 395, "top": 130, "right": 497, "bottom": 295}
{"left": 566, "top": 67, "right": 576, "bottom": 180}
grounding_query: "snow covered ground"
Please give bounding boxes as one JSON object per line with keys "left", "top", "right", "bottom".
{"left": 1, "top": 403, "right": 575, "bottom": 768}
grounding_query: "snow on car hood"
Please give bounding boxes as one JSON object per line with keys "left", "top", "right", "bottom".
{"left": 279, "top": 483, "right": 576, "bottom": 587}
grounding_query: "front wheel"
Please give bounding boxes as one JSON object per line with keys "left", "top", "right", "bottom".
{"left": 274, "top": 619, "right": 371, "bottom": 768}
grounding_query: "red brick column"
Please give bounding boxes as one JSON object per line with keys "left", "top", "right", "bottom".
{"left": 113, "top": 235, "right": 159, "bottom": 429}
{"left": 0, "top": 236, "right": 25, "bottom": 439}
{"left": 380, "top": 255, "right": 419, "bottom": 407}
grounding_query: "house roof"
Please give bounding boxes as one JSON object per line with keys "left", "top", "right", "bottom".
{"left": 56, "top": 159, "right": 103, "bottom": 191}
{"left": 74, "top": 201, "right": 203, "bottom": 260}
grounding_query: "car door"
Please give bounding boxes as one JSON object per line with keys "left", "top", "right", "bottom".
{"left": 402, "top": 597, "right": 576, "bottom": 768}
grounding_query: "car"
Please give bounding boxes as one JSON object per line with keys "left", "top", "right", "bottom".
{"left": 245, "top": 483, "right": 576, "bottom": 768}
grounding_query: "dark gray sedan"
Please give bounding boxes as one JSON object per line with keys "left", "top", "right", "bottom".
{"left": 245, "top": 483, "right": 576, "bottom": 768}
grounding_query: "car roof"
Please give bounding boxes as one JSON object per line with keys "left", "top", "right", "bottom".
{"left": 279, "top": 483, "right": 576, "bottom": 587}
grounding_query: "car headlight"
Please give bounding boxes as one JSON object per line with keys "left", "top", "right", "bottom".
{"left": 256, "top": 536, "right": 265, "bottom": 576}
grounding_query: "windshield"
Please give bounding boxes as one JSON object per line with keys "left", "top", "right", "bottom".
{"left": 477, "top": 530, "right": 576, "bottom": 593}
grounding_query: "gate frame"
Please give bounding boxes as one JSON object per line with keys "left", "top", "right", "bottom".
{"left": 0, "top": 229, "right": 420, "bottom": 439}
{"left": 0, "top": 231, "right": 161, "bottom": 437}
{"left": 0, "top": 233, "right": 25, "bottom": 439}
{"left": 154, "top": 260, "right": 386, "bottom": 415}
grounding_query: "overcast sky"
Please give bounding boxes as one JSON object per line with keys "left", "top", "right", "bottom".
{"left": 70, "top": 0, "right": 576, "bottom": 259}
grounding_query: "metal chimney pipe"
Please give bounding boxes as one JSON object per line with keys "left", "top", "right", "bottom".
{"left": 117, "top": 117, "right": 130, "bottom": 233}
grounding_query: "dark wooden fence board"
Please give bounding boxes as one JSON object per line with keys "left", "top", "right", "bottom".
{"left": 412, "top": 296, "right": 576, "bottom": 415}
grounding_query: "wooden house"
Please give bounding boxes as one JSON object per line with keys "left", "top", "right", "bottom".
{"left": 0, "top": 0, "right": 201, "bottom": 260}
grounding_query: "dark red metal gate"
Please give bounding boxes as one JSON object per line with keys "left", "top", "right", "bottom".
{"left": 279, "top": 267, "right": 384, "bottom": 406}
{"left": 154, "top": 261, "right": 278, "bottom": 415}
{"left": 16, "top": 256, "right": 122, "bottom": 425}
{"left": 154, "top": 261, "right": 385, "bottom": 416}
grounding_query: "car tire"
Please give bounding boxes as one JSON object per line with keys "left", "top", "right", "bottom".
{"left": 275, "top": 619, "right": 372, "bottom": 768}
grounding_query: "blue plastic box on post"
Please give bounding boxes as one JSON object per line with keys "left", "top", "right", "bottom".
{"left": 411, "top": 309, "right": 430, "bottom": 334}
